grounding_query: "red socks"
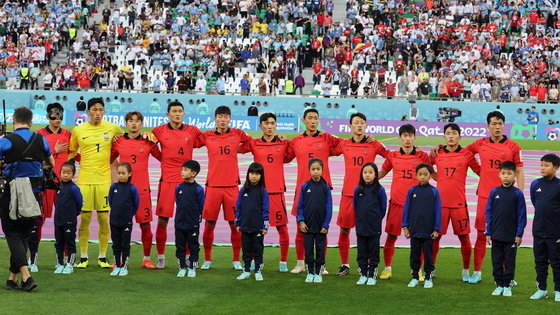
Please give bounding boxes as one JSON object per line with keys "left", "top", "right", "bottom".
{"left": 474, "top": 230, "right": 486, "bottom": 271}
{"left": 155, "top": 224, "right": 167, "bottom": 255}
{"left": 229, "top": 222, "right": 241, "bottom": 261}
{"left": 459, "top": 234, "right": 472, "bottom": 270}
{"left": 277, "top": 225, "right": 290, "bottom": 262}
{"left": 338, "top": 230, "right": 350, "bottom": 265}
{"left": 383, "top": 235, "right": 397, "bottom": 267}
{"left": 432, "top": 236, "right": 441, "bottom": 265}
{"left": 295, "top": 226, "right": 304, "bottom": 260}
{"left": 140, "top": 223, "right": 153, "bottom": 257}
{"left": 203, "top": 222, "right": 216, "bottom": 261}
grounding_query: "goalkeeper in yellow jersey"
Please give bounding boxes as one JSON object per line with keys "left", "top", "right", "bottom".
{"left": 69, "top": 97, "right": 123, "bottom": 268}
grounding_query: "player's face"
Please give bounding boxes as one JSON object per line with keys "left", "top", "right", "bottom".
{"left": 399, "top": 132, "right": 415, "bottom": 148}
{"left": 499, "top": 169, "right": 516, "bottom": 186}
{"left": 46, "top": 111, "right": 63, "bottom": 128}
{"left": 362, "top": 165, "right": 376, "bottom": 185}
{"left": 350, "top": 116, "right": 366, "bottom": 136}
{"left": 215, "top": 113, "right": 231, "bottom": 130}
{"left": 60, "top": 166, "right": 74, "bottom": 182}
{"left": 444, "top": 128, "right": 461, "bottom": 146}
{"left": 86, "top": 103, "right": 105, "bottom": 125}
{"left": 487, "top": 117, "right": 504, "bottom": 138}
{"left": 117, "top": 166, "right": 131, "bottom": 183}
{"left": 167, "top": 106, "right": 184, "bottom": 124}
{"left": 303, "top": 112, "right": 319, "bottom": 133}
{"left": 309, "top": 162, "right": 323, "bottom": 181}
{"left": 248, "top": 172, "right": 262, "bottom": 185}
{"left": 416, "top": 167, "right": 431, "bottom": 185}
{"left": 540, "top": 161, "right": 558, "bottom": 178}
{"left": 126, "top": 115, "right": 143, "bottom": 133}
{"left": 260, "top": 117, "right": 277, "bottom": 137}
{"left": 181, "top": 167, "right": 196, "bottom": 181}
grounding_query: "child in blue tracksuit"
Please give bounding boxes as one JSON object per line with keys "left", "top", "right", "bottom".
{"left": 402, "top": 163, "right": 441, "bottom": 289}
{"left": 353, "top": 162, "right": 387, "bottom": 286}
{"left": 297, "top": 158, "right": 333, "bottom": 283}
{"left": 530, "top": 153, "right": 560, "bottom": 301}
{"left": 486, "top": 161, "right": 527, "bottom": 297}
{"left": 175, "top": 160, "right": 205, "bottom": 278}
{"left": 235, "top": 162, "right": 269, "bottom": 281}
{"left": 108, "top": 162, "right": 140, "bottom": 276}
{"left": 53, "top": 161, "right": 82, "bottom": 275}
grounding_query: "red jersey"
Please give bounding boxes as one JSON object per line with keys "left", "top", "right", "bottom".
{"left": 432, "top": 146, "right": 480, "bottom": 208}
{"left": 381, "top": 147, "right": 431, "bottom": 206}
{"left": 199, "top": 128, "right": 252, "bottom": 187}
{"left": 36, "top": 126, "right": 71, "bottom": 176}
{"left": 332, "top": 138, "right": 390, "bottom": 196}
{"left": 152, "top": 123, "right": 202, "bottom": 182}
{"left": 111, "top": 134, "right": 162, "bottom": 194}
{"left": 240, "top": 136, "right": 293, "bottom": 193}
{"left": 287, "top": 131, "right": 341, "bottom": 190}
{"left": 467, "top": 136, "right": 523, "bottom": 198}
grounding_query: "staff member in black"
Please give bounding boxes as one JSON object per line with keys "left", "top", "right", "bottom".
{"left": 0, "top": 107, "right": 54, "bottom": 292}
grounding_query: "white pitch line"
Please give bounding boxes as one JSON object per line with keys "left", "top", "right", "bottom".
{"left": 379, "top": 136, "right": 398, "bottom": 142}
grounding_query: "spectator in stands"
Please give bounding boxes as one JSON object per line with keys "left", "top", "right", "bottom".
{"left": 295, "top": 72, "right": 305, "bottom": 95}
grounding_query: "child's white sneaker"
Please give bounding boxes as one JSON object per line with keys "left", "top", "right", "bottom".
{"left": 187, "top": 268, "right": 196, "bottom": 278}
{"left": 367, "top": 277, "right": 377, "bottom": 286}
{"left": 313, "top": 274, "right": 323, "bottom": 283}
{"left": 492, "top": 287, "right": 504, "bottom": 296}
{"left": 255, "top": 272, "right": 263, "bottom": 281}
{"left": 110, "top": 267, "right": 121, "bottom": 276}
{"left": 177, "top": 268, "right": 187, "bottom": 277}
{"left": 236, "top": 272, "right": 251, "bottom": 280}
{"left": 200, "top": 261, "right": 212, "bottom": 270}
{"left": 555, "top": 291, "right": 560, "bottom": 302}
{"left": 356, "top": 276, "right": 367, "bottom": 285}
{"left": 305, "top": 273, "right": 315, "bottom": 283}
{"left": 407, "top": 279, "right": 419, "bottom": 287}
{"left": 529, "top": 290, "right": 548, "bottom": 299}
{"left": 503, "top": 287, "right": 512, "bottom": 297}
{"left": 232, "top": 261, "right": 243, "bottom": 270}
{"left": 424, "top": 280, "right": 433, "bottom": 288}
{"left": 54, "top": 265, "right": 64, "bottom": 274}
{"left": 118, "top": 268, "right": 128, "bottom": 276}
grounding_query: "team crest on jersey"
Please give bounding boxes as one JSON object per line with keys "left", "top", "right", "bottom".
{"left": 500, "top": 151, "right": 507, "bottom": 159}
{"left": 229, "top": 136, "right": 235, "bottom": 143}
{"left": 184, "top": 136, "right": 190, "bottom": 142}
{"left": 104, "top": 133, "right": 109, "bottom": 141}
{"left": 456, "top": 157, "right": 463, "bottom": 166}
{"left": 315, "top": 142, "right": 323, "bottom": 150}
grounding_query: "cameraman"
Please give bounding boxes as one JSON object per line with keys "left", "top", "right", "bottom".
{"left": 0, "top": 107, "right": 54, "bottom": 292}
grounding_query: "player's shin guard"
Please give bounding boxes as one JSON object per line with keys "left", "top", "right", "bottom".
{"left": 474, "top": 230, "right": 486, "bottom": 272}
{"left": 459, "top": 234, "right": 472, "bottom": 270}
{"left": 277, "top": 225, "right": 290, "bottom": 262}
{"left": 79, "top": 211, "right": 93, "bottom": 257}
{"left": 432, "top": 236, "right": 441, "bottom": 265}
{"left": 229, "top": 222, "right": 241, "bottom": 262}
{"left": 155, "top": 224, "right": 167, "bottom": 255}
{"left": 383, "top": 235, "right": 397, "bottom": 267}
{"left": 140, "top": 223, "right": 153, "bottom": 257}
{"left": 295, "top": 227, "right": 305, "bottom": 261}
{"left": 97, "top": 211, "right": 110, "bottom": 257}
{"left": 203, "top": 222, "right": 216, "bottom": 261}
{"left": 338, "top": 230, "right": 350, "bottom": 265}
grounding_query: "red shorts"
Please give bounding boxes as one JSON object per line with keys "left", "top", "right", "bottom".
{"left": 156, "top": 181, "right": 182, "bottom": 218}
{"left": 385, "top": 202, "right": 404, "bottom": 236}
{"left": 135, "top": 193, "right": 153, "bottom": 224}
{"left": 475, "top": 196, "right": 488, "bottom": 231}
{"left": 41, "top": 189, "right": 57, "bottom": 218}
{"left": 269, "top": 193, "right": 288, "bottom": 226}
{"left": 440, "top": 206, "right": 470, "bottom": 235}
{"left": 203, "top": 186, "right": 238, "bottom": 221}
{"left": 336, "top": 195, "right": 355, "bottom": 229}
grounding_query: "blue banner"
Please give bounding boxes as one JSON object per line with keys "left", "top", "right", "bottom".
{"left": 537, "top": 124, "right": 560, "bottom": 141}
{"left": 0, "top": 109, "right": 50, "bottom": 125}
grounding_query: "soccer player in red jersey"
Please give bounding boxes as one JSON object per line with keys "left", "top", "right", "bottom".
{"left": 466, "top": 111, "right": 524, "bottom": 284}
{"left": 198, "top": 106, "right": 253, "bottom": 270}
{"left": 431, "top": 123, "right": 480, "bottom": 282}
{"left": 111, "top": 111, "right": 162, "bottom": 269}
{"left": 152, "top": 102, "right": 203, "bottom": 268}
{"left": 378, "top": 124, "right": 431, "bottom": 280}
{"left": 239, "top": 113, "right": 294, "bottom": 272}
{"left": 330, "top": 113, "right": 389, "bottom": 276}
{"left": 29, "top": 103, "right": 71, "bottom": 271}
{"left": 286, "top": 108, "right": 341, "bottom": 273}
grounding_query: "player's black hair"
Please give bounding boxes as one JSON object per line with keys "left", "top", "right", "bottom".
{"left": 117, "top": 162, "right": 133, "bottom": 183}
{"left": 13, "top": 106, "right": 33, "bottom": 125}
{"left": 399, "top": 124, "right": 416, "bottom": 136}
{"left": 259, "top": 112, "right": 277, "bottom": 124}
{"left": 61, "top": 161, "right": 76, "bottom": 175}
{"left": 541, "top": 153, "right": 560, "bottom": 167}
{"left": 416, "top": 163, "right": 434, "bottom": 174}
{"left": 167, "top": 101, "right": 184, "bottom": 113}
{"left": 215, "top": 105, "right": 231, "bottom": 116}
{"left": 486, "top": 111, "right": 506, "bottom": 124}
{"left": 443, "top": 123, "right": 461, "bottom": 135}
{"left": 46, "top": 102, "right": 64, "bottom": 113}
{"left": 182, "top": 160, "right": 201, "bottom": 176}
{"left": 499, "top": 161, "right": 516, "bottom": 172}
{"left": 87, "top": 97, "right": 104, "bottom": 110}
{"left": 357, "top": 162, "right": 380, "bottom": 194}
{"left": 243, "top": 162, "right": 266, "bottom": 192}
{"left": 125, "top": 111, "right": 144, "bottom": 122}
{"left": 349, "top": 112, "right": 367, "bottom": 125}
{"left": 303, "top": 108, "right": 319, "bottom": 119}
